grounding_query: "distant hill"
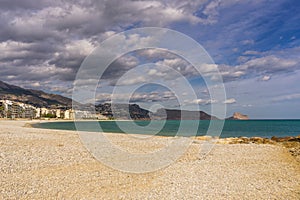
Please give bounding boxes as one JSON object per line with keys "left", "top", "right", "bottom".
{"left": 227, "top": 112, "right": 249, "bottom": 120}
{"left": 0, "top": 80, "right": 72, "bottom": 108}
{"left": 94, "top": 105, "right": 219, "bottom": 120}
{"left": 152, "top": 108, "right": 219, "bottom": 120}
{"left": 95, "top": 103, "right": 150, "bottom": 120}
{"left": 1, "top": 80, "right": 243, "bottom": 120}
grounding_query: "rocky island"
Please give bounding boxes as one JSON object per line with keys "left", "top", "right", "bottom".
{"left": 227, "top": 112, "right": 249, "bottom": 120}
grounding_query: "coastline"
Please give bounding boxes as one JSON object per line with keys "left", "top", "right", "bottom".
{"left": 28, "top": 119, "right": 300, "bottom": 162}
{"left": 0, "top": 120, "right": 299, "bottom": 199}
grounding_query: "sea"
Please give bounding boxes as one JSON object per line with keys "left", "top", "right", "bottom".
{"left": 32, "top": 120, "right": 300, "bottom": 138}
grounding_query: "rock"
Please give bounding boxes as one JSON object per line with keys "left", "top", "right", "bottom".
{"left": 288, "top": 137, "right": 300, "bottom": 142}
{"left": 271, "top": 136, "right": 299, "bottom": 143}
{"left": 238, "top": 137, "right": 250, "bottom": 144}
{"left": 217, "top": 137, "right": 251, "bottom": 144}
{"left": 271, "top": 136, "right": 279, "bottom": 142}
{"left": 250, "top": 137, "right": 264, "bottom": 144}
{"left": 227, "top": 112, "right": 249, "bottom": 120}
{"left": 193, "top": 136, "right": 213, "bottom": 141}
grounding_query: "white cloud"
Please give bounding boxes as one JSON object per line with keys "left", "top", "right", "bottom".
{"left": 138, "top": 48, "right": 176, "bottom": 60}
{"left": 184, "top": 98, "right": 218, "bottom": 105}
{"left": 0, "top": 0, "right": 219, "bottom": 84}
{"left": 65, "top": 39, "right": 95, "bottom": 57}
{"left": 147, "top": 69, "right": 157, "bottom": 76}
{"left": 214, "top": 48, "right": 300, "bottom": 82}
{"left": 243, "top": 55, "right": 297, "bottom": 71}
{"left": 272, "top": 93, "right": 300, "bottom": 102}
{"left": 223, "top": 98, "right": 236, "bottom": 104}
{"left": 261, "top": 75, "right": 271, "bottom": 81}
{"left": 116, "top": 76, "right": 147, "bottom": 86}
{"left": 95, "top": 91, "right": 177, "bottom": 103}
{"left": 30, "top": 82, "right": 41, "bottom": 87}
{"left": 199, "top": 63, "right": 219, "bottom": 74}
{"left": 243, "top": 50, "right": 261, "bottom": 55}
{"left": 154, "top": 58, "right": 198, "bottom": 78}
{"left": 242, "top": 104, "right": 253, "bottom": 107}
{"left": 240, "top": 40, "right": 255, "bottom": 45}
{"left": 157, "top": 58, "right": 183, "bottom": 67}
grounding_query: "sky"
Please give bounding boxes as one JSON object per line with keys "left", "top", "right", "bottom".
{"left": 0, "top": 0, "right": 299, "bottom": 119}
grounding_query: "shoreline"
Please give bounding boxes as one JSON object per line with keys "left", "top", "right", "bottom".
{"left": 27, "top": 119, "right": 300, "bottom": 161}
{"left": 0, "top": 120, "right": 299, "bottom": 199}
{"left": 27, "top": 118, "right": 300, "bottom": 138}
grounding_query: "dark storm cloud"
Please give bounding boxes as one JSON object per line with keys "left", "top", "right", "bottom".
{"left": 101, "top": 55, "right": 140, "bottom": 85}
{"left": 48, "top": 56, "right": 85, "bottom": 70}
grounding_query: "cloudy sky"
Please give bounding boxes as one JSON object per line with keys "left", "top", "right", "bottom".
{"left": 0, "top": 0, "right": 299, "bottom": 118}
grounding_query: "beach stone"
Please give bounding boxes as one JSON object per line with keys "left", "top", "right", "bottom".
{"left": 193, "top": 136, "right": 213, "bottom": 141}
{"left": 250, "top": 137, "right": 264, "bottom": 144}
{"left": 271, "top": 136, "right": 300, "bottom": 143}
{"left": 280, "top": 137, "right": 294, "bottom": 142}
{"left": 288, "top": 137, "right": 300, "bottom": 142}
{"left": 271, "top": 136, "right": 280, "bottom": 142}
{"left": 238, "top": 137, "right": 250, "bottom": 144}
{"left": 1, "top": 120, "right": 300, "bottom": 199}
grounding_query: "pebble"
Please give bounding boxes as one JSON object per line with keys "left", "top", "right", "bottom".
{"left": 0, "top": 120, "right": 299, "bottom": 199}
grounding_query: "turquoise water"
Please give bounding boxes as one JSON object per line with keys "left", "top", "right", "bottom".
{"left": 32, "top": 120, "right": 300, "bottom": 138}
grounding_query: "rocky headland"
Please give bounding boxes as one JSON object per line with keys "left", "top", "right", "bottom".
{"left": 227, "top": 112, "right": 249, "bottom": 120}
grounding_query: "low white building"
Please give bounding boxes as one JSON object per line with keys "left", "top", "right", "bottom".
{"left": 35, "top": 108, "right": 41, "bottom": 118}
{"left": 41, "top": 108, "right": 49, "bottom": 116}
{"left": 64, "top": 109, "right": 75, "bottom": 120}
{"left": 56, "top": 109, "right": 61, "bottom": 118}
{"left": 0, "top": 100, "right": 36, "bottom": 119}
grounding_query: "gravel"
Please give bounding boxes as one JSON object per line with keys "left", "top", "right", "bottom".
{"left": 0, "top": 120, "right": 299, "bottom": 199}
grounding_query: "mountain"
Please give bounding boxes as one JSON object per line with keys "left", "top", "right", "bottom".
{"left": 227, "top": 112, "right": 249, "bottom": 120}
{"left": 0, "top": 80, "right": 72, "bottom": 108}
{"left": 95, "top": 103, "right": 150, "bottom": 120}
{"left": 151, "top": 108, "right": 219, "bottom": 120}
{"left": 0, "top": 80, "right": 242, "bottom": 120}
{"left": 94, "top": 105, "right": 218, "bottom": 120}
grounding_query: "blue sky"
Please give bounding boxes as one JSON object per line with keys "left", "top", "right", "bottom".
{"left": 0, "top": 0, "right": 299, "bottom": 118}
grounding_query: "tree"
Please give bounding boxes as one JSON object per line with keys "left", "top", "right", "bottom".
{"left": 0, "top": 105, "right": 4, "bottom": 118}
{"left": 42, "top": 113, "right": 56, "bottom": 118}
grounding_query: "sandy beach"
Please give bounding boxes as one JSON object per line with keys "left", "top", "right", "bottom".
{"left": 0, "top": 120, "right": 299, "bottom": 199}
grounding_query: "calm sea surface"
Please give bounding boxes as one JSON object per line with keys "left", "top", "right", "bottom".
{"left": 32, "top": 120, "right": 300, "bottom": 138}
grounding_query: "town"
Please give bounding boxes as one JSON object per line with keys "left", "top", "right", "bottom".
{"left": 0, "top": 99, "right": 107, "bottom": 120}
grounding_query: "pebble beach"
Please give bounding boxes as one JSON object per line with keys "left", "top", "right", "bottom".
{"left": 0, "top": 120, "right": 299, "bottom": 199}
